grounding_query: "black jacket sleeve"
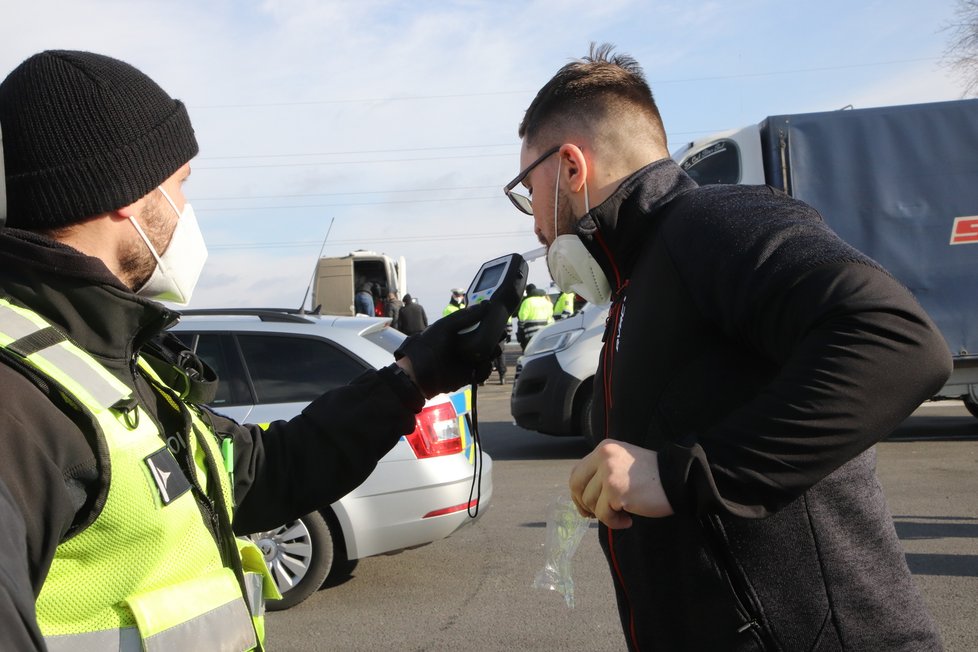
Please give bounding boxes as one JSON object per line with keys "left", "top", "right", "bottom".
{"left": 0, "top": 476, "right": 46, "bottom": 651}
{"left": 656, "top": 189, "right": 952, "bottom": 518}
{"left": 0, "top": 365, "right": 99, "bottom": 593}
{"left": 217, "top": 367, "right": 421, "bottom": 535}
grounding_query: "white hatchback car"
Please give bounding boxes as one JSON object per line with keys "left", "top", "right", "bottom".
{"left": 169, "top": 309, "right": 493, "bottom": 610}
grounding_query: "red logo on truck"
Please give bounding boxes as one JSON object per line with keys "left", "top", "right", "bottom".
{"left": 951, "top": 216, "right": 978, "bottom": 245}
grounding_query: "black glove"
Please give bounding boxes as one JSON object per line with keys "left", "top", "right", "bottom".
{"left": 394, "top": 302, "right": 503, "bottom": 398}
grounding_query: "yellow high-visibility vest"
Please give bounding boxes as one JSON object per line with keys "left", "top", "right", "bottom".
{"left": 0, "top": 298, "right": 279, "bottom": 652}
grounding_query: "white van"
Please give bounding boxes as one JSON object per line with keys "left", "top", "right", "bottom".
{"left": 510, "top": 303, "right": 609, "bottom": 448}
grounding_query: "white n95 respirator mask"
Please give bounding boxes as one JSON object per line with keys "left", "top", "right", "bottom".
{"left": 130, "top": 187, "right": 208, "bottom": 305}
{"left": 546, "top": 158, "right": 612, "bottom": 305}
{"left": 547, "top": 235, "right": 612, "bottom": 305}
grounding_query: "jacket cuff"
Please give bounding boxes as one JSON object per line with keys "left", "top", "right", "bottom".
{"left": 376, "top": 364, "right": 425, "bottom": 413}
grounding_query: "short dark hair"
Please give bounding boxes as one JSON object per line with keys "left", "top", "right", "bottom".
{"left": 518, "top": 43, "right": 666, "bottom": 150}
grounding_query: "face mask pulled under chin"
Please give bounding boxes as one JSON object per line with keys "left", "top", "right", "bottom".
{"left": 131, "top": 189, "right": 208, "bottom": 305}
{"left": 546, "top": 235, "right": 612, "bottom": 305}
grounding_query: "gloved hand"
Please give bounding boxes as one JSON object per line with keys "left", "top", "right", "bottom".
{"left": 395, "top": 301, "right": 503, "bottom": 398}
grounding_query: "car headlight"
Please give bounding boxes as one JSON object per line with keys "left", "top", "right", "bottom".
{"left": 523, "top": 328, "right": 584, "bottom": 356}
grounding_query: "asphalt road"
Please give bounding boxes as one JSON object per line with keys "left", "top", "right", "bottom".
{"left": 266, "top": 386, "right": 978, "bottom": 651}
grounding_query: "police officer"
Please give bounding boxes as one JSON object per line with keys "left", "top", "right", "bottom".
{"left": 442, "top": 287, "right": 465, "bottom": 316}
{"left": 552, "top": 291, "right": 575, "bottom": 320}
{"left": 0, "top": 50, "right": 502, "bottom": 651}
{"left": 516, "top": 284, "right": 554, "bottom": 351}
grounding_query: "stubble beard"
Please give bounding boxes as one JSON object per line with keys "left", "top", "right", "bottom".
{"left": 118, "top": 196, "right": 175, "bottom": 291}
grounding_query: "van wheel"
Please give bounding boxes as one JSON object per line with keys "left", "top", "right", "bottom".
{"left": 965, "top": 397, "right": 978, "bottom": 419}
{"left": 252, "top": 511, "right": 335, "bottom": 611}
{"left": 576, "top": 385, "right": 601, "bottom": 450}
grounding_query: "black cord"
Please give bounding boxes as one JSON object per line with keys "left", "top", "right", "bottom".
{"left": 467, "top": 380, "right": 482, "bottom": 518}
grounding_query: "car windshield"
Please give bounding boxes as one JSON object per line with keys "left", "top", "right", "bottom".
{"left": 364, "top": 325, "right": 406, "bottom": 355}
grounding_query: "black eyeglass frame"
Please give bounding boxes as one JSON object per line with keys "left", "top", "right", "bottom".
{"left": 502, "top": 145, "right": 561, "bottom": 215}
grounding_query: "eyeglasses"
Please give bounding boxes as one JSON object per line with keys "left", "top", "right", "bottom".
{"left": 503, "top": 145, "right": 561, "bottom": 215}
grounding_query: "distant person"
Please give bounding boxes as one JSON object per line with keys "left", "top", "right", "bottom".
{"left": 516, "top": 284, "right": 553, "bottom": 351}
{"left": 505, "top": 43, "right": 950, "bottom": 651}
{"left": 492, "top": 321, "right": 513, "bottom": 385}
{"left": 552, "top": 291, "right": 575, "bottom": 320}
{"left": 397, "top": 294, "right": 429, "bottom": 335}
{"left": 355, "top": 281, "right": 374, "bottom": 316}
{"left": 442, "top": 287, "right": 466, "bottom": 317}
{"left": 385, "top": 291, "right": 403, "bottom": 324}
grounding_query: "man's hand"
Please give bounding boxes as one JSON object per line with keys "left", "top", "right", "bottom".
{"left": 394, "top": 302, "right": 498, "bottom": 398}
{"left": 569, "top": 439, "right": 674, "bottom": 529}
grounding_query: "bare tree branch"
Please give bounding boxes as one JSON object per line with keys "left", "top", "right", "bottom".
{"left": 942, "top": 0, "right": 978, "bottom": 96}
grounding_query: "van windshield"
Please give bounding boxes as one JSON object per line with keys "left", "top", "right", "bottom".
{"left": 680, "top": 139, "right": 742, "bottom": 185}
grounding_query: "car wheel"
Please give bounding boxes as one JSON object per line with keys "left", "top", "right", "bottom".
{"left": 965, "top": 396, "right": 978, "bottom": 419}
{"left": 252, "top": 511, "right": 335, "bottom": 611}
{"left": 576, "top": 384, "right": 601, "bottom": 450}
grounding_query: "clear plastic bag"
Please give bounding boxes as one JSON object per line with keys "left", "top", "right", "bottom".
{"left": 532, "top": 494, "right": 592, "bottom": 608}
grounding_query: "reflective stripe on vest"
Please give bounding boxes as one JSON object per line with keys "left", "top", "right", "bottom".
{"left": 44, "top": 569, "right": 255, "bottom": 651}
{"left": 0, "top": 299, "right": 130, "bottom": 409}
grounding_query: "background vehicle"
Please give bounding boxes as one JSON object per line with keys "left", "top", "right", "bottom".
{"left": 510, "top": 303, "right": 609, "bottom": 449}
{"left": 311, "top": 250, "right": 406, "bottom": 316}
{"left": 170, "top": 309, "right": 492, "bottom": 610}
{"left": 672, "top": 99, "right": 978, "bottom": 417}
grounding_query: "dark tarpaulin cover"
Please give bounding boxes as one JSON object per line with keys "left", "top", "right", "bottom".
{"left": 759, "top": 99, "right": 978, "bottom": 359}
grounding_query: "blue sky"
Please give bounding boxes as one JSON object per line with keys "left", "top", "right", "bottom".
{"left": 1, "top": 0, "right": 967, "bottom": 315}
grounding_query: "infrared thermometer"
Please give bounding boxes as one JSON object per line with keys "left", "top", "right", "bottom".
{"left": 456, "top": 253, "right": 528, "bottom": 361}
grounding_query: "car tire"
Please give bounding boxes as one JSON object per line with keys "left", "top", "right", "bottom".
{"left": 253, "top": 511, "right": 336, "bottom": 611}
{"left": 576, "top": 384, "right": 601, "bottom": 450}
{"left": 965, "top": 396, "right": 978, "bottom": 419}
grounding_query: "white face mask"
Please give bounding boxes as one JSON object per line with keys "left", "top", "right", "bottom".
{"left": 129, "top": 187, "right": 208, "bottom": 305}
{"left": 545, "top": 159, "right": 612, "bottom": 305}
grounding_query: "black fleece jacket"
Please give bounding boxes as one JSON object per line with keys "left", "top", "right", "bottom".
{"left": 0, "top": 229, "right": 420, "bottom": 598}
{"left": 579, "top": 160, "right": 950, "bottom": 651}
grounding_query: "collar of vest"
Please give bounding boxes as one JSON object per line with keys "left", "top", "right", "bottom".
{"left": 0, "top": 229, "right": 179, "bottom": 373}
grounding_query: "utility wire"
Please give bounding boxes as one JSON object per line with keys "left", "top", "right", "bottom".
{"left": 189, "top": 57, "right": 940, "bottom": 110}
{"left": 198, "top": 195, "right": 503, "bottom": 211}
{"left": 208, "top": 230, "right": 531, "bottom": 251}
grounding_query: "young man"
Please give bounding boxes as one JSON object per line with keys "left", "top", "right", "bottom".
{"left": 0, "top": 50, "right": 499, "bottom": 650}
{"left": 505, "top": 43, "right": 950, "bottom": 651}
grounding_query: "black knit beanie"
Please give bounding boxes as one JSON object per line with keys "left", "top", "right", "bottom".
{"left": 0, "top": 50, "right": 198, "bottom": 229}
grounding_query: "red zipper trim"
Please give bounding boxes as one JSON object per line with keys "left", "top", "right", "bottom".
{"left": 594, "top": 229, "right": 622, "bottom": 289}
{"left": 600, "top": 277, "right": 639, "bottom": 652}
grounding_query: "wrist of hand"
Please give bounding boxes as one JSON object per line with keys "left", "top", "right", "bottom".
{"left": 378, "top": 362, "right": 425, "bottom": 412}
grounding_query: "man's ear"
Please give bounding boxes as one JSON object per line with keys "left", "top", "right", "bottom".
{"left": 558, "top": 143, "right": 588, "bottom": 194}
{"left": 114, "top": 196, "right": 145, "bottom": 223}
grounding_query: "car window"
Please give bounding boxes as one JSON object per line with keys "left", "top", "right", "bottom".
{"left": 191, "top": 333, "right": 253, "bottom": 407}
{"left": 236, "top": 334, "right": 369, "bottom": 404}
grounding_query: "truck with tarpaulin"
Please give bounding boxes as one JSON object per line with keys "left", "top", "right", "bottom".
{"left": 672, "top": 99, "right": 978, "bottom": 417}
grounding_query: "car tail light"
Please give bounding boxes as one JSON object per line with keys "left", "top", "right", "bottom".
{"left": 405, "top": 402, "right": 463, "bottom": 458}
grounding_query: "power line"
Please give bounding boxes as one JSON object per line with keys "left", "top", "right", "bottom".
{"left": 193, "top": 185, "right": 500, "bottom": 201}
{"left": 198, "top": 195, "right": 503, "bottom": 211}
{"left": 198, "top": 143, "right": 514, "bottom": 161}
{"left": 189, "top": 57, "right": 940, "bottom": 110}
{"left": 208, "top": 230, "right": 532, "bottom": 251}
{"left": 194, "top": 130, "right": 714, "bottom": 165}
{"left": 193, "top": 152, "right": 514, "bottom": 170}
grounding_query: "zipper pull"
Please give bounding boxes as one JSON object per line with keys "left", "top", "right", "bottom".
{"left": 737, "top": 619, "right": 758, "bottom": 634}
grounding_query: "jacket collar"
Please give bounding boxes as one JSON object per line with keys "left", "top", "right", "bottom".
{"left": 0, "top": 228, "right": 178, "bottom": 374}
{"left": 575, "top": 158, "right": 697, "bottom": 290}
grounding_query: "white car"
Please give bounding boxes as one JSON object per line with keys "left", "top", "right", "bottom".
{"left": 510, "top": 303, "right": 609, "bottom": 448}
{"left": 170, "top": 309, "right": 492, "bottom": 610}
